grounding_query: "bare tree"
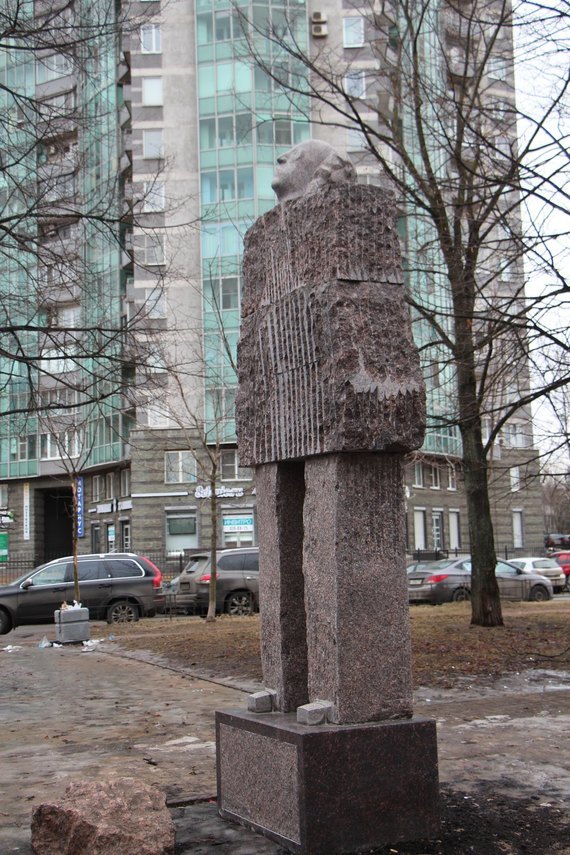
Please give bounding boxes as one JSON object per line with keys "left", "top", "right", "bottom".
{"left": 235, "top": 0, "right": 569, "bottom": 625}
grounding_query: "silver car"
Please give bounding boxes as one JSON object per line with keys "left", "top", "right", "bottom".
{"left": 167, "top": 548, "right": 259, "bottom": 616}
{"left": 408, "top": 557, "right": 553, "bottom": 604}
{"left": 508, "top": 557, "right": 566, "bottom": 593}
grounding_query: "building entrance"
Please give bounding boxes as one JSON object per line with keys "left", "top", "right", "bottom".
{"left": 41, "top": 487, "right": 73, "bottom": 563}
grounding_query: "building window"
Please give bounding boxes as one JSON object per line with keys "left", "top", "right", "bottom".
{"left": 120, "top": 521, "right": 131, "bottom": 551}
{"left": 36, "top": 53, "right": 73, "bottom": 84}
{"left": 92, "top": 475, "right": 103, "bottom": 502}
{"left": 413, "top": 509, "right": 427, "bottom": 551}
{"left": 142, "top": 181, "right": 165, "bottom": 212}
{"left": 413, "top": 462, "right": 424, "bottom": 488}
{"left": 347, "top": 127, "right": 367, "bottom": 151}
{"left": 142, "top": 77, "right": 163, "bottom": 106}
{"left": 106, "top": 473, "right": 115, "bottom": 499}
{"left": 222, "top": 512, "right": 254, "bottom": 548}
{"left": 142, "top": 129, "right": 164, "bottom": 159}
{"left": 344, "top": 69, "right": 366, "bottom": 99}
{"left": 447, "top": 464, "right": 457, "bottom": 491}
{"left": 343, "top": 16, "right": 365, "bottom": 47}
{"left": 0, "top": 484, "right": 8, "bottom": 508}
{"left": 449, "top": 510, "right": 461, "bottom": 551}
{"left": 512, "top": 510, "right": 524, "bottom": 548}
{"left": 140, "top": 23, "right": 161, "bottom": 53}
{"left": 432, "top": 511, "right": 444, "bottom": 551}
{"left": 165, "top": 511, "right": 198, "bottom": 554}
{"left": 510, "top": 466, "right": 521, "bottom": 492}
{"left": 120, "top": 469, "right": 131, "bottom": 497}
{"left": 141, "top": 234, "right": 165, "bottom": 266}
{"left": 430, "top": 464, "right": 441, "bottom": 490}
{"left": 221, "top": 449, "right": 253, "bottom": 481}
{"left": 91, "top": 524, "right": 101, "bottom": 552}
{"left": 164, "top": 451, "right": 197, "bottom": 484}
{"left": 503, "top": 422, "right": 526, "bottom": 448}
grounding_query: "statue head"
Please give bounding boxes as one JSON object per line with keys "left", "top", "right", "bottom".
{"left": 271, "top": 140, "right": 357, "bottom": 202}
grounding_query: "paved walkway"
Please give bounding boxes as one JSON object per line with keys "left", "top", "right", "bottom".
{"left": 1, "top": 623, "right": 570, "bottom": 854}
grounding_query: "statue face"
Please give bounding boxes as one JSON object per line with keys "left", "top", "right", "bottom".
{"left": 271, "top": 140, "right": 335, "bottom": 202}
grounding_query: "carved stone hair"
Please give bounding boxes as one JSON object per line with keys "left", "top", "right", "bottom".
{"left": 305, "top": 150, "right": 357, "bottom": 195}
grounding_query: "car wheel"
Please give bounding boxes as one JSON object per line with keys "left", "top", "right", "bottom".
{"left": 225, "top": 591, "right": 253, "bottom": 616}
{"left": 529, "top": 585, "right": 550, "bottom": 602}
{"left": 0, "top": 609, "right": 12, "bottom": 635}
{"left": 451, "top": 587, "right": 470, "bottom": 602}
{"left": 107, "top": 601, "right": 140, "bottom": 624}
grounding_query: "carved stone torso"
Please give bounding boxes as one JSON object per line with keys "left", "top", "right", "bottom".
{"left": 236, "top": 184, "right": 426, "bottom": 466}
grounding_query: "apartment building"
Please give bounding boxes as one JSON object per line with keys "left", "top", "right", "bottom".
{"left": 0, "top": 0, "right": 543, "bottom": 570}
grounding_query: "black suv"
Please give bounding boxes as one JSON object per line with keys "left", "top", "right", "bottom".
{"left": 167, "top": 548, "right": 259, "bottom": 616}
{"left": 0, "top": 553, "right": 164, "bottom": 634}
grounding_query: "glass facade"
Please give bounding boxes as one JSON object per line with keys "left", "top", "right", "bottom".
{"left": 196, "top": 0, "right": 309, "bottom": 440}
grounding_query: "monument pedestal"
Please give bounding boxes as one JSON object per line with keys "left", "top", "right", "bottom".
{"left": 216, "top": 709, "right": 440, "bottom": 855}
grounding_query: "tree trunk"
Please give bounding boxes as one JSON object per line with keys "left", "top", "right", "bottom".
{"left": 70, "top": 475, "right": 80, "bottom": 604}
{"left": 454, "top": 300, "right": 503, "bottom": 627}
{"left": 206, "top": 473, "right": 218, "bottom": 623}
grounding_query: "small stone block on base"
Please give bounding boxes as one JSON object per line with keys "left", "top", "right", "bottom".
{"left": 247, "top": 691, "right": 276, "bottom": 713}
{"left": 217, "top": 709, "right": 439, "bottom": 855}
{"left": 54, "top": 608, "right": 90, "bottom": 644}
{"left": 296, "top": 701, "right": 333, "bottom": 726}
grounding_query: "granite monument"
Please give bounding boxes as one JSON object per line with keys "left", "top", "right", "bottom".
{"left": 216, "top": 140, "right": 440, "bottom": 854}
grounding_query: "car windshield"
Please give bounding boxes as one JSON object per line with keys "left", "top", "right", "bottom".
{"left": 532, "top": 559, "right": 559, "bottom": 569}
{"left": 424, "top": 559, "right": 457, "bottom": 570}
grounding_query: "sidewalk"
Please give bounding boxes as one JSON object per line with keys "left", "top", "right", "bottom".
{"left": 2, "top": 623, "right": 569, "bottom": 854}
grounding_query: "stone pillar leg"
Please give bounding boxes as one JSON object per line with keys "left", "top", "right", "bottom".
{"left": 303, "top": 453, "right": 413, "bottom": 724}
{"left": 255, "top": 461, "right": 309, "bottom": 712}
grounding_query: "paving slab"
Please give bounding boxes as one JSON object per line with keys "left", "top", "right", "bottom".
{"left": 1, "top": 624, "right": 569, "bottom": 854}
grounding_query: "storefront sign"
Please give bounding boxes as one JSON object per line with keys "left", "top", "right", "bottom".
{"left": 223, "top": 516, "right": 254, "bottom": 533}
{"left": 0, "top": 532, "right": 8, "bottom": 562}
{"left": 195, "top": 486, "right": 245, "bottom": 499}
{"left": 76, "top": 476, "right": 84, "bottom": 538}
{"left": 23, "top": 482, "right": 30, "bottom": 541}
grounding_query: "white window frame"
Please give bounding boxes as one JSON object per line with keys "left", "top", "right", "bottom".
{"left": 512, "top": 510, "right": 524, "bottom": 548}
{"left": 413, "top": 508, "right": 427, "bottom": 551}
{"left": 164, "top": 450, "right": 197, "bottom": 484}
{"left": 221, "top": 449, "right": 253, "bottom": 481}
{"left": 510, "top": 465, "right": 521, "bottom": 492}
{"left": 140, "top": 23, "right": 161, "bottom": 54}
{"left": 449, "top": 510, "right": 461, "bottom": 551}
{"left": 142, "top": 77, "right": 163, "bottom": 106}
{"left": 142, "top": 180, "right": 165, "bottom": 212}
{"left": 92, "top": 474, "right": 103, "bottom": 502}
{"left": 413, "top": 462, "right": 424, "bottom": 488}
{"left": 343, "top": 16, "right": 365, "bottom": 48}
{"left": 141, "top": 234, "right": 165, "bottom": 266}
{"left": 142, "top": 129, "right": 164, "bottom": 159}
{"left": 120, "top": 468, "right": 131, "bottom": 497}
{"left": 344, "top": 69, "right": 366, "bottom": 99}
{"left": 447, "top": 463, "right": 457, "bottom": 491}
{"left": 432, "top": 510, "right": 444, "bottom": 551}
{"left": 430, "top": 464, "right": 441, "bottom": 490}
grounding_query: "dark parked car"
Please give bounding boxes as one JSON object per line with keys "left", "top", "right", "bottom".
{"left": 0, "top": 553, "right": 164, "bottom": 634}
{"left": 408, "top": 557, "right": 553, "bottom": 605}
{"left": 168, "top": 548, "right": 259, "bottom": 616}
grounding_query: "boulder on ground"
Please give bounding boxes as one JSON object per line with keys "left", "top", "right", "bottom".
{"left": 31, "top": 777, "right": 175, "bottom": 855}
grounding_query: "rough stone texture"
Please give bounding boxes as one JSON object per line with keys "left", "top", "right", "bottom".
{"left": 247, "top": 690, "right": 275, "bottom": 713}
{"left": 255, "top": 461, "right": 309, "bottom": 712}
{"left": 236, "top": 184, "right": 426, "bottom": 466}
{"left": 54, "top": 608, "right": 90, "bottom": 644}
{"left": 303, "top": 453, "right": 413, "bottom": 724}
{"left": 296, "top": 701, "right": 333, "bottom": 726}
{"left": 31, "top": 777, "right": 175, "bottom": 855}
{"left": 217, "top": 709, "right": 440, "bottom": 855}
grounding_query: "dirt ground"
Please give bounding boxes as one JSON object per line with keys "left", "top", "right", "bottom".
{"left": 98, "top": 599, "right": 570, "bottom": 690}
{"left": 97, "top": 600, "right": 570, "bottom": 854}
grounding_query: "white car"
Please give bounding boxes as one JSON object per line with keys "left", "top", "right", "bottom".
{"left": 509, "top": 557, "right": 566, "bottom": 593}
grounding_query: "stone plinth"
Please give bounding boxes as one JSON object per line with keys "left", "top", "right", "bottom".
{"left": 216, "top": 709, "right": 440, "bottom": 855}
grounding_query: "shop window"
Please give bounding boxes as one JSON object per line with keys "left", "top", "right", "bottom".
{"left": 222, "top": 512, "right": 254, "bottom": 547}
{"left": 165, "top": 511, "right": 198, "bottom": 554}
